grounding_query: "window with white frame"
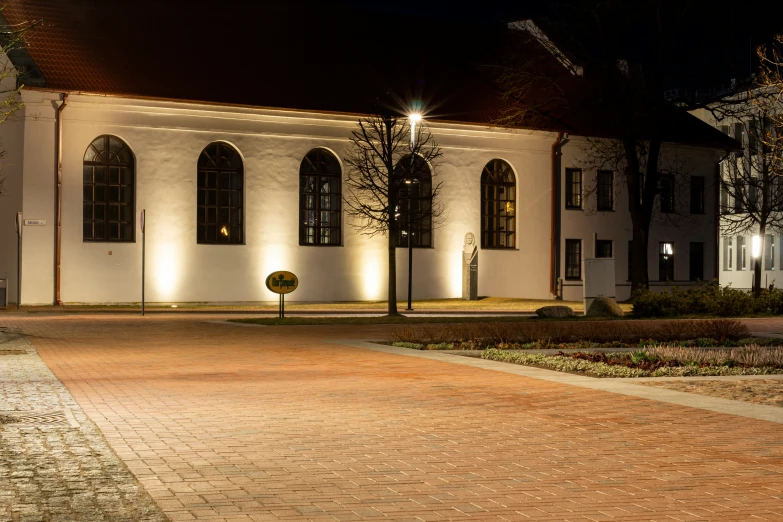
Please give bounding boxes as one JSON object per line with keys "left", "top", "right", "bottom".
{"left": 565, "top": 239, "right": 581, "bottom": 280}
{"left": 724, "top": 237, "right": 733, "bottom": 270}
{"left": 737, "top": 236, "right": 746, "bottom": 270}
{"left": 766, "top": 235, "right": 776, "bottom": 270}
{"left": 659, "top": 242, "right": 674, "bottom": 281}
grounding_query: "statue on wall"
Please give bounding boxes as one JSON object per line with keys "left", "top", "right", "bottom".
{"left": 462, "top": 232, "right": 478, "bottom": 300}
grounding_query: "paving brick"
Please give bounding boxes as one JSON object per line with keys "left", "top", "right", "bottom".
{"left": 1, "top": 315, "right": 783, "bottom": 521}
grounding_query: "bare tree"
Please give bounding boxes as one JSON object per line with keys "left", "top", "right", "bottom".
{"left": 714, "top": 37, "right": 783, "bottom": 296}
{"left": 343, "top": 114, "right": 443, "bottom": 315}
{"left": 579, "top": 138, "right": 694, "bottom": 228}
{"left": 0, "top": 14, "right": 40, "bottom": 196}
{"left": 495, "top": 2, "right": 739, "bottom": 292}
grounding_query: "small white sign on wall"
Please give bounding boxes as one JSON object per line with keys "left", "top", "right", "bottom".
{"left": 24, "top": 219, "right": 46, "bottom": 226}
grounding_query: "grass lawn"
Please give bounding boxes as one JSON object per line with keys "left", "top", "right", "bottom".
{"left": 230, "top": 315, "right": 541, "bottom": 326}
{"left": 9, "top": 297, "right": 633, "bottom": 313}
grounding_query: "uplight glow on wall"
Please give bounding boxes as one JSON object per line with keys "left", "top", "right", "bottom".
{"left": 447, "top": 251, "right": 463, "bottom": 297}
{"left": 154, "top": 242, "right": 181, "bottom": 301}
{"left": 260, "top": 243, "right": 292, "bottom": 298}
{"left": 360, "top": 248, "right": 384, "bottom": 300}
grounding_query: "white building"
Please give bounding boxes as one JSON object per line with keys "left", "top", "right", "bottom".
{"left": 691, "top": 102, "right": 781, "bottom": 291}
{"left": 0, "top": 3, "right": 734, "bottom": 305}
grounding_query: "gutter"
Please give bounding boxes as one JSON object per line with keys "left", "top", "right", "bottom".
{"left": 55, "top": 93, "right": 68, "bottom": 305}
{"left": 550, "top": 131, "right": 565, "bottom": 297}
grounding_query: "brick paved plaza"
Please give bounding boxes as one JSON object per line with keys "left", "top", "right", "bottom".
{"left": 1, "top": 314, "right": 782, "bottom": 521}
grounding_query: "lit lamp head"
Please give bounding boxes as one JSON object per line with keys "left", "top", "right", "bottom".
{"left": 409, "top": 112, "right": 422, "bottom": 148}
{"left": 752, "top": 235, "right": 762, "bottom": 258}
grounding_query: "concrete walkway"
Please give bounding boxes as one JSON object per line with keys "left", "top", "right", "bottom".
{"left": 353, "top": 341, "right": 783, "bottom": 424}
{"left": 0, "top": 314, "right": 782, "bottom": 521}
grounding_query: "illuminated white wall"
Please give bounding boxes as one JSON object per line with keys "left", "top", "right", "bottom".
{"left": 558, "top": 137, "right": 720, "bottom": 301}
{"left": 6, "top": 91, "right": 720, "bottom": 304}
{"left": 690, "top": 106, "right": 775, "bottom": 291}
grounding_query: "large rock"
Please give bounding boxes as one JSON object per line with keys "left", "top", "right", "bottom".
{"left": 535, "top": 305, "right": 575, "bottom": 318}
{"left": 586, "top": 296, "right": 624, "bottom": 317}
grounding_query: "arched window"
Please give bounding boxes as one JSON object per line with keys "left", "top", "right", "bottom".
{"left": 481, "top": 159, "right": 516, "bottom": 248}
{"left": 197, "top": 142, "right": 243, "bottom": 244}
{"left": 83, "top": 135, "right": 135, "bottom": 241}
{"left": 300, "top": 148, "right": 341, "bottom": 245}
{"left": 395, "top": 154, "right": 432, "bottom": 248}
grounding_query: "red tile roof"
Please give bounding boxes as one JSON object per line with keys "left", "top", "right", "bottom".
{"left": 1, "top": 0, "right": 736, "bottom": 149}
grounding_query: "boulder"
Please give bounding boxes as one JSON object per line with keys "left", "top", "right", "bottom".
{"left": 535, "top": 305, "right": 575, "bottom": 318}
{"left": 586, "top": 296, "right": 624, "bottom": 317}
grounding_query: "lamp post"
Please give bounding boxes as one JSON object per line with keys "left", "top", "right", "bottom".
{"left": 406, "top": 113, "right": 422, "bottom": 311}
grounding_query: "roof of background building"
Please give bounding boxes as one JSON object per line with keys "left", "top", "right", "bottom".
{"left": 0, "top": 0, "right": 736, "bottom": 149}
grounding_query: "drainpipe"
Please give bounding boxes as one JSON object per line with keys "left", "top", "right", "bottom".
{"left": 550, "top": 131, "right": 564, "bottom": 297}
{"left": 55, "top": 93, "right": 68, "bottom": 305}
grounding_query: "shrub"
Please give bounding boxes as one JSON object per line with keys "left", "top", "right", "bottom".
{"left": 631, "top": 281, "right": 783, "bottom": 318}
{"left": 425, "top": 342, "right": 454, "bottom": 350}
{"left": 392, "top": 341, "right": 424, "bottom": 349}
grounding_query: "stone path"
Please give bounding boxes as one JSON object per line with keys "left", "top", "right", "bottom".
{"left": 0, "top": 327, "right": 167, "bottom": 522}
{"left": 0, "top": 315, "right": 782, "bottom": 521}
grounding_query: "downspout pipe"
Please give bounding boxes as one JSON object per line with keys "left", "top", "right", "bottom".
{"left": 550, "top": 131, "right": 564, "bottom": 297}
{"left": 55, "top": 93, "right": 68, "bottom": 305}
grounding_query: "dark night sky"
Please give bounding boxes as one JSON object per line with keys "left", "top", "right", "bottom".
{"left": 342, "top": 0, "right": 783, "bottom": 91}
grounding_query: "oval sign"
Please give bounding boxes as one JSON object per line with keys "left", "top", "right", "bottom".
{"left": 265, "top": 271, "right": 298, "bottom": 294}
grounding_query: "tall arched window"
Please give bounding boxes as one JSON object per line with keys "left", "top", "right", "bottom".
{"left": 197, "top": 142, "right": 243, "bottom": 244}
{"left": 481, "top": 159, "right": 516, "bottom": 248}
{"left": 83, "top": 135, "right": 135, "bottom": 241}
{"left": 395, "top": 154, "right": 432, "bottom": 248}
{"left": 300, "top": 148, "right": 341, "bottom": 245}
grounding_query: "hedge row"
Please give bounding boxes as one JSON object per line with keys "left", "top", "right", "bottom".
{"left": 632, "top": 282, "right": 783, "bottom": 317}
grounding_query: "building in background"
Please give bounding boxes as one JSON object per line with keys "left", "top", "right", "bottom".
{"left": 0, "top": 1, "right": 734, "bottom": 304}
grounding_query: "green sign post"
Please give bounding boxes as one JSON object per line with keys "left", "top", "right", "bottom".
{"left": 265, "top": 271, "right": 298, "bottom": 318}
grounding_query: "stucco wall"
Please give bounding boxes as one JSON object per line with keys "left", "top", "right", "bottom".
{"left": 18, "top": 92, "right": 559, "bottom": 304}
{"left": 558, "top": 138, "right": 720, "bottom": 302}
{"left": 0, "top": 118, "right": 23, "bottom": 305}
{"left": 0, "top": 53, "right": 25, "bottom": 306}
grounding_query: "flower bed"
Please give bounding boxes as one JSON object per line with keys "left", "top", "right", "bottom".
{"left": 481, "top": 346, "right": 783, "bottom": 378}
{"left": 391, "top": 319, "right": 751, "bottom": 349}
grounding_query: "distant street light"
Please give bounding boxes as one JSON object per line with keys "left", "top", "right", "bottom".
{"left": 752, "top": 235, "right": 761, "bottom": 259}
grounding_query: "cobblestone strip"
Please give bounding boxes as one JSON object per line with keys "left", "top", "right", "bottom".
{"left": 0, "top": 329, "right": 168, "bottom": 522}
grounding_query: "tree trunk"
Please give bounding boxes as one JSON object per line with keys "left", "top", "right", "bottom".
{"left": 624, "top": 137, "right": 659, "bottom": 292}
{"left": 754, "top": 225, "right": 765, "bottom": 298}
{"left": 631, "top": 225, "right": 650, "bottom": 293}
{"left": 384, "top": 115, "right": 399, "bottom": 316}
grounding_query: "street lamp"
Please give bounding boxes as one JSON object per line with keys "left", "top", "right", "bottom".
{"left": 406, "top": 113, "right": 422, "bottom": 311}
